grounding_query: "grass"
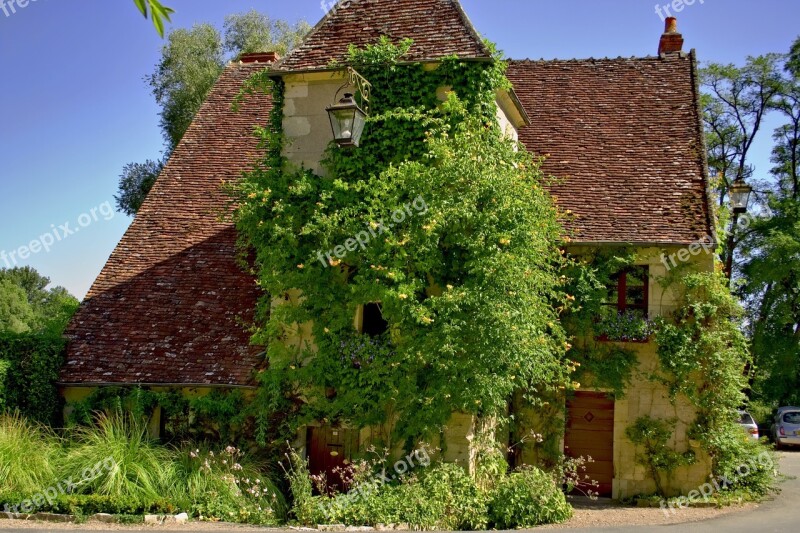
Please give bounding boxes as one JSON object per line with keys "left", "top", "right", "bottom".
{"left": 0, "top": 412, "right": 60, "bottom": 501}
{"left": 0, "top": 412, "right": 285, "bottom": 523}
{"left": 62, "top": 413, "right": 177, "bottom": 503}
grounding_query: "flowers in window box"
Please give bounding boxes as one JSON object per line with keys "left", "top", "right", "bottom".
{"left": 338, "top": 332, "right": 394, "bottom": 368}
{"left": 595, "top": 308, "right": 655, "bottom": 342}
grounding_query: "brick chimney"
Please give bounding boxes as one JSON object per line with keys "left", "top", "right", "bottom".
{"left": 658, "top": 17, "right": 684, "bottom": 55}
{"left": 239, "top": 52, "right": 281, "bottom": 64}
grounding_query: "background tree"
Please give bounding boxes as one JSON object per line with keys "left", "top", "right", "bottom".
{"left": 224, "top": 10, "right": 311, "bottom": 57}
{"left": 0, "top": 267, "right": 78, "bottom": 423}
{"left": 0, "top": 267, "right": 79, "bottom": 335}
{"left": 116, "top": 11, "right": 310, "bottom": 215}
{"left": 115, "top": 160, "right": 164, "bottom": 217}
{"left": 739, "top": 36, "right": 800, "bottom": 408}
{"left": 700, "top": 55, "right": 784, "bottom": 278}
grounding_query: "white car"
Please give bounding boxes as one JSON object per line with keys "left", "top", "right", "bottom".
{"left": 772, "top": 406, "right": 800, "bottom": 449}
{"left": 738, "top": 410, "right": 759, "bottom": 440}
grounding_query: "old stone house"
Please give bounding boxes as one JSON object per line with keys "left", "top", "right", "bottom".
{"left": 61, "top": 0, "right": 715, "bottom": 498}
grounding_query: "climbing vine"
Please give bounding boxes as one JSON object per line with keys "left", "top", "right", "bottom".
{"left": 560, "top": 247, "right": 640, "bottom": 397}
{"left": 625, "top": 415, "right": 695, "bottom": 496}
{"left": 233, "top": 37, "right": 573, "bottom": 450}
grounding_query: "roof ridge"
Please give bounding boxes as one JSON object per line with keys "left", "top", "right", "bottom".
{"left": 274, "top": 0, "right": 492, "bottom": 72}
{"left": 509, "top": 55, "right": 689, "bottom": 64}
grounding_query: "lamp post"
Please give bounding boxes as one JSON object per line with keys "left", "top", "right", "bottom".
{"left": 724, "top": 176, "right": 753, "bottom": 279}
{"left": 326, "top": 67, "right": 372, "bottom": 149}
{"left": 729, "top": 177, "right": 753, "bottom": 215}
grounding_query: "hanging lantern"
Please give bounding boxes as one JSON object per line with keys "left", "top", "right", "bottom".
{"left": 326, "top": 93, "right": 367, "bottom": 148}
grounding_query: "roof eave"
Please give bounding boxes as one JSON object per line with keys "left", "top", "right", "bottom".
{"left": 59, "top": 382, "right": 258, "bottom": 390}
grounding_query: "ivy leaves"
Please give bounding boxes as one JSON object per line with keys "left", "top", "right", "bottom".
{"left": 234, "top": 39, "right": 573, "bottom": 445}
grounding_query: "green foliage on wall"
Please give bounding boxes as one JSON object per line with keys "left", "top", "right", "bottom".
{"left": 625, "top": 415, "right": 695, "bottom": 496}
{"left": 560, "top": 248, "right": 639, "bottom": 397}
{"left": 232, "top": 38, "right": 573, "bottom": 449}
{"left": 652, "top": 270, "right": 754, "bottom": 475}
{"left": 68, "top": 387, "right": 254, "bottom": 444}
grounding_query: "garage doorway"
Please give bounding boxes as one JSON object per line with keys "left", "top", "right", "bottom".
{"left": 565, "top": 391, "right": 614, "bottom": 496}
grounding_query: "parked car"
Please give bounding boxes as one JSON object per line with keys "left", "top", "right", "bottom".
{"left": 738, "top": 410, "right": 759, "bottom": 440}
{"left": 772, "top": 406, "right": 800, "bottom": 449}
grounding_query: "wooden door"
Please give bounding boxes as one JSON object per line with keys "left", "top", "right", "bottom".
{"left": 565, "top": 392, "right": 615, "bottom": 497}
{"left": 306, "top": 426, "right": 359, "bottom": 492}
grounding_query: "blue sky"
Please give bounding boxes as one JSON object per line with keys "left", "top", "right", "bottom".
{"left": 0, "top": 0, "right": 798, "bottom": 299}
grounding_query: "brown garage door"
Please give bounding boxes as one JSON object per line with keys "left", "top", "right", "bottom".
{"left": 565, "top": 391, "right": 614, "bottom": 497}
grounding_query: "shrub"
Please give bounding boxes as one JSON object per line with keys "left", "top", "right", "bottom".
{"left": 61, "top": 413, "right": 178, "bottom": 504}
{"left": 0, "top": 412, "right": 60, "bottom": 501}
{"left": 488, "top": 466, "right": 572, "bottom": 528}
{"left": 176, "top": 445, "right": 285, "bottom": 524}
{"left": 307, "top": 462, "right": 488, "bottom": 530}
{"left": 0, "top": 333, "right": 66, "bottom": 424}
{"left": 704, "top": 423, "right": 778, "bottom": 499}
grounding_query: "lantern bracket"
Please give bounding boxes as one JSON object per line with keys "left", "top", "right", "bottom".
{"left": 334, "top": 67, "right": 372, "bottom": 114}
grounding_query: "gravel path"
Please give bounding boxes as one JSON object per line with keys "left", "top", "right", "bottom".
{"left": 538, "top": 499, "right": 755, "bottom": 529}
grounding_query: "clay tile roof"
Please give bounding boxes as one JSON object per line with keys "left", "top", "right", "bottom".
{"left": 60, "top": 62, "right": 271, "bottom": 387}
{"left": 507, "top": 53, "right": 713, "bottom": 245}
{"left": 275, "top": 0, "right": 491, "bottom": 72}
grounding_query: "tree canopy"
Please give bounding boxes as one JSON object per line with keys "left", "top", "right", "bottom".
{"left": 115, "top": 10, "right": 310, "bottom": 216}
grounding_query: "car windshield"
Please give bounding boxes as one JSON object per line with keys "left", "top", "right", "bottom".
{"left": 739, "top": 413, "right": 755, "bottom": 425}
{"left": 783, "top": 412, "right": 800, "bottom": 424}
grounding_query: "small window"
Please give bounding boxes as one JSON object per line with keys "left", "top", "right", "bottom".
{"left": 605, "top": 266, "right": 649, "bottom": 317}
{"left": 739, "top": 412, "right": 755, "bottom": 425}
{"left": 783, "top": 412, "right": 800, "bottom": 425}
{"left": 361, "top": 303, "right": 388, "bottom": 337}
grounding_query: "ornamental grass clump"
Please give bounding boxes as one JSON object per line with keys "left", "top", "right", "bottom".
{"left": 0, "top": 412, "right": 60, "bottom": 501}
{"left": 61, "top": 413, "right": 177, "bottom": 504}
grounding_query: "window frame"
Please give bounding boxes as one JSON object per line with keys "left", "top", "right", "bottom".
{"left": 605, "top": 266, "right": 650, "bottom": 317}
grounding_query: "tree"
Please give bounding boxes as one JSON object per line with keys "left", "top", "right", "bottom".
{"left": 701, "top": 55, "right": 784, "bottom": 279}
{"left": 115, "top": 160, "right": 164, "bottom": 216}
{"left": 116, "top": 12, "right": 310, "bottom": 216}
{"left": 224, "top": 10, "right": 311, "bottom": 57}
{"left": 132, "top": 0, "right": 174, "bottom": 37}
{"left": 0, "top": 279, "right": 35, "bottom": 334}
{"left": 0, "top": 267, "right": 79, "bottom": 335}
{"left": 740, "top": 37, "right": 800, "bottom": 407}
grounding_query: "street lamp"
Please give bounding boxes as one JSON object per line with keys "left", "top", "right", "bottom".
{"left": 326, "top": 67, "right": 371, "bottom": 149}
{"left": 729, "top": 177, "right": 753, "bottom": 214}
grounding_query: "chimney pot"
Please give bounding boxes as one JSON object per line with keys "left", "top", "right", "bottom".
{"left": 239, "top": 52, "right": 281, "bottom": 64}
{"left": 658, "top": 17, "right": 684, "bottom": 55}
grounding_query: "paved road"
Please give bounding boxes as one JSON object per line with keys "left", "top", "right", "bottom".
{"left": 537, "top": 450, "right": 800, "bottom": 533}
{"left": 2, "top": 452, "right": 798, "bottom": 533}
